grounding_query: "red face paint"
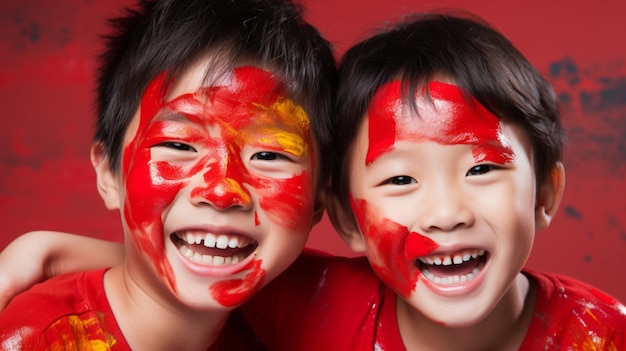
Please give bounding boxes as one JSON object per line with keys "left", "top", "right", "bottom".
{"left": 351, "top": 197, "right": 438, "bottom": 297}
{"left": 122, "top": 66, "right": 314, "bottom": 306}
{"left": 366, "top": 81, "right": 514, "bottom": 165}
{"left": 210, "top": 260, "right": 265, "bottom": 307}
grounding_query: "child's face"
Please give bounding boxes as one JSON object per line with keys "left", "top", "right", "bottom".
{"left": 111, "top": 62, "right": 318, "bottom": 309}
{"left": 347, "top": 80, "right": 539, "bottom": 326}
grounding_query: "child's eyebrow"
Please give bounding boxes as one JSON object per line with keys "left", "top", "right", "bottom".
{"left": 156, "top": 96, "right": 208, "bottom": 125}
{"left": 153, "top": 111, "right": 196, "bottom": 124}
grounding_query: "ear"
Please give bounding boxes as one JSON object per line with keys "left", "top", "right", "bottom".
{"left": 325, "top": 194, "right": 366, "bottom": 252}
{"left": 535, "top": 162, "right": 566, "bottom": 231}
{"left": 91, "top": 143, "right": 121, "bottom": 210}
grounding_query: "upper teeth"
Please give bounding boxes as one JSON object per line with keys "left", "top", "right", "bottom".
{"left": 179, "top": 232, "right": 251, "bottom": 249}
{"left": 418, "top": 249, "right": 485, "bottom": 266}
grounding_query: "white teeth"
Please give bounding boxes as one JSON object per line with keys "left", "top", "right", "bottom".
{"left": 183, "top": 233, "right": 194, "bottom": 245}
{"left": 423, "top": 268, "right": 481, "bottom": 285}
{"left": 177, "top": 232, "right": 251, "bottom": 249}
{"left": 228, "top": 238, "right": 238, "bottom": 248}
{"left": 176, "top": 232, "right": 256, "bottom": 266}
{"left": 203, "top": 234, "right": 216, "bottom": 248}
{"left": 216, "top": 236, "right": 229, "bottom": 249}
{"left": 418, "top": 249, "right": 486, "bottom": 266}
{"left": 179, "top": 244, "right": 245, "bottom": 266}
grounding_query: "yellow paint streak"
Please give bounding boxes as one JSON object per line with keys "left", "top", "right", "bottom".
{"left": 225, "top": 177, "right": 252, "bottom": 203}
{"left": 254, "top": 97, "right": 310, "bottom": 157}
{"left": 45, "top": 314, "right": 115, "bottom": 351}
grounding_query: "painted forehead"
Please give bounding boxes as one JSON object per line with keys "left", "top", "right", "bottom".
{"left": 141, "top": 65, "right": 310, "bottom": 133}
{"left": 365, "top": 80, "right": 513, "bottom": 165}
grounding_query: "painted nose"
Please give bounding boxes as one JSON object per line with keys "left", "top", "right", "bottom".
{"left": 190, "top": 157, "right": 252, "bottom": 210}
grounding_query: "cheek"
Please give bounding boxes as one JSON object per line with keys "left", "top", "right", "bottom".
{"left": 351, "top": 198, "right": 438, "bottom": 297}
{"left": 256, "top": 171, "right": 314, "bottom": 232}
{"left": 122, "top": 142, "right": 192, "bottom": 288}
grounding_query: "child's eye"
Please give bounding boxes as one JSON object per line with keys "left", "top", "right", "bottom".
{"left": 466, "top": 164, "right": 496, "bottom": 176}
{"left": 252, "top": 151, "right": 289, "bottom": 161}
{"left": 382, "top": 175, "right": 416, "bottom": 185}
{"left": 155, "top": 142, "right": 197, "bottom": 152}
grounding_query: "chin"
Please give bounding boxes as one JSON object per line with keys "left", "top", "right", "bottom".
{"left": 409, "top": 286, "right": 496, "bottom": 328}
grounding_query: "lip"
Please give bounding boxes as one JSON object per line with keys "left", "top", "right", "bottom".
{"left": 417, "top": 247, "right": 490, "bottom": 297}
{"left": 169, "top": 227, "right": 259, "bottom": 277}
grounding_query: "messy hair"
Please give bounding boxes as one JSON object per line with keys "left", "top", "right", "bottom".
{"left": 96, "top": 0, "right": 337, "bottom": 180}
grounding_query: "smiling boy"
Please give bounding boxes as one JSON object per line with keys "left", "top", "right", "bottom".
{"left": 309, "top": 13, "right": 625, "bottom": 350}
{"left": 0, "top": 0, "right": 336, "bottom": 349}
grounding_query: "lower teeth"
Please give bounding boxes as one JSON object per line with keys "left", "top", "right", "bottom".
{"left": 422, "top": 267, "right": 481, "bottom": 285}
{"left": 180, "top": 245, "right": 241, "bottom": 265}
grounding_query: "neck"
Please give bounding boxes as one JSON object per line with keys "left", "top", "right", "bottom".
{"left": 397, "top": 273, "right": 536, "bottom": 351}
{"left": 104, "top": 264, "right": 231, "bottom": 351}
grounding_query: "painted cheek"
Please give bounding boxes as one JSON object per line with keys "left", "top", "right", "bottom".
{"left": 366, "top": 81, "right": 514, "bottom": 165}
{"left": 122, "top": 73, "right": 183, "bottom": 290}
{"left": 351, "top": 197, "right": 438, "bottom": 297}
{"left": 258, "top": 171, "right": 313, "bottom": 232}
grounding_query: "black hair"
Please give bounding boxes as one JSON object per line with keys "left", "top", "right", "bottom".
{"left": 332, "top": 12, "right": 566, "bottom": 213}
{"left": 95, "top": 0, "right": 337, "bottom": 181}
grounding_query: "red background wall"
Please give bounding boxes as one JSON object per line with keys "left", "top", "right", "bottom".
{"left": 1, "top": 0, "right": 624, "bottom": 302}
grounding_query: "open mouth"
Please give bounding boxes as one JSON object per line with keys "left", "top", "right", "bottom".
{"left": 171, "top": 231, "right": 258, "bottom": 266}
{"left": 417, "top": 249, "right": 488, "bottom": 285}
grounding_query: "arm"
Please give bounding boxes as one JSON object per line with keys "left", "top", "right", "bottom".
{"left": 0, "top": 231, "right": 124, "bottom": 310}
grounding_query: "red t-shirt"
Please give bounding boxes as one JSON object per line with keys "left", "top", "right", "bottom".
{"left": 0, "top": 268, "right": 266, "bottom": 350}
{"left": 0, "top": 268, "right": 128, "bottom": 350}
{"left": 245, "top": 250, "right": 626, "bottom": 350}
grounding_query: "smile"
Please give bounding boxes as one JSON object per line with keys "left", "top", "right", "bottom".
{"left": 417, "top": 249, "right": 488, "bottom": 286}
{"left": 171, "top": 231, "right": 258, "bottom": 266}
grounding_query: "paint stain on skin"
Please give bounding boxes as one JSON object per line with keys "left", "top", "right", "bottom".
{"left": 365, "top": 81, "right": 514, "bottom": 166}
{"left": 122, "top": 66, "right": 314, "bottom": 305}
{"left": 351, "top": 197, "right": 438, "bottom": 297}
{"left": 210, "top": 260, "right": 266, "bottom": 307}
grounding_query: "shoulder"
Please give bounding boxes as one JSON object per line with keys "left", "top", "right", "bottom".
{"left": 244, "top": 249, "right": 384, "bottom": 350}
{"left": 289, "top": 248, "right": 377, "bottom": 283}
{"left": 252, "top": 248, "right": 379, "bottom": 307}
{"left": 523, "top": 269, "right": 626, "bottom": 349}
{"left": 0, "top": 269, "right": 114, "bottom": 349}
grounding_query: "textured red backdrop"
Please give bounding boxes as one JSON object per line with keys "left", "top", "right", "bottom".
{"left": 1, "top": 0, "right": 624, "bottom": 302}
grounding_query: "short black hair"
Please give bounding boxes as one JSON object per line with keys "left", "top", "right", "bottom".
{"left": 332, "top": 12, "right": 565, "bottom": 213}
{"left": 95, "top": 0, "right": 337, "bottom": 181}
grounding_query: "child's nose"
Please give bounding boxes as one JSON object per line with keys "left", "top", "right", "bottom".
{"left": 189, "top": 158, "right": 252, "bottom": 210}
{"left": 418, "top": 181, "right": 474, "bottom": 232}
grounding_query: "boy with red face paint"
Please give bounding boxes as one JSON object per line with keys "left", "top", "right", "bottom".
{"left": 0, "top": 0, "right": 336, "bottom": 349}
{"left": 257, "top": 13, "right": 625, "bottom": 350}
{"left": 2, "top": 11, "right": 626, "bottom": 351}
